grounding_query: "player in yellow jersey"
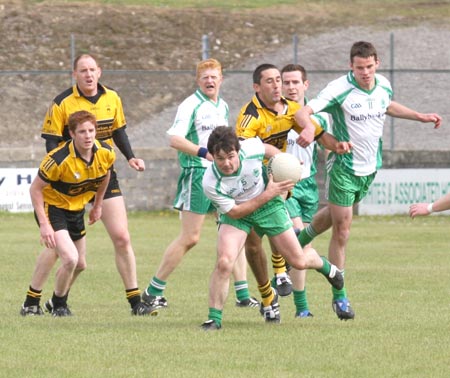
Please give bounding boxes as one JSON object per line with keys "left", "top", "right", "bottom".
{"left": 235, "top": 63, "right": 350, "bottom": 321}
{"left": 20, "top": 111, "right": 116, "bottom": 316}
{"left": 37, "top": 54, "right": 155, "bottom": 316}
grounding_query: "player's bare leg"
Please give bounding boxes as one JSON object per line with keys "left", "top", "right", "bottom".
{"left": 153, "top": 210, "right": 205, "bottom": 281}
{"left": 328, "top": 202, "right": 355, "bottom": 320}
{"left": 101, "top": 196, "right": 138, "bottom": 289}
{"left": 30, "top": 248, "right": 58, "bottom": 291}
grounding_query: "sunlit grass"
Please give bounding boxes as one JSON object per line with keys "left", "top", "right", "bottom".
{"left": 1, "top": 211, "right": 450, "bottom": 377}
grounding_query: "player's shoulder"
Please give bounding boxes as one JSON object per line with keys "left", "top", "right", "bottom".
{"left": 239, "top": 99, "right": 259, "bottom": 119}
{"left": 96, "top": 139, "right": 114, "bottom": 152}
{"left": 47, "top": 141, "right": 71, "bottom": 165}
{"left": 177, "top": 91, "right": 203, "bottom": 110}
{"left": 202, "top": 164, "right": 217, "bottom": 188}
{"left": 101, "top": 84, "right": 122, "bottom": 100}
{"left": 285, "top": 97, "right": 301, "bottom": 112}
{"left": 53, "top": 87, "right": 75, "bottom": 106}
{"left": 375, "top": 73, "right": 391, "bottom": 88}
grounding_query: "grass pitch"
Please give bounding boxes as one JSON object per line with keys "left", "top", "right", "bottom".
{"left": 1, "top": 211, "right": 449, "bottom": 377}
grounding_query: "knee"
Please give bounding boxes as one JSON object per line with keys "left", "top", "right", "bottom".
{"left": 216, "top": 256, "right": 234, "bottom": 276}
{"left": 182, "top": 233, "right": 201, "bottom": 251}
{"left": 334, "top": 226, "right": 350, "bottom": 244}
{"left": 111, "top": 230, "right": 132, "bottom": 251}
{"left": 62, "top": 255, "right": 78, "bottom": 272}
{"left": 290, "top": 258, "right": 307, "bottom": 271}
{"left": 76, "top": 259, "right": 87, "bottom": 272}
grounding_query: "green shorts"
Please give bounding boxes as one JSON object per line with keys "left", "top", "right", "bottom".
{"left": 326, "top": 163, "right": 376, "bottom": 207}
{"left": 285, "top": 175, "right": 319, "bottom": 223}
{"left": 218, "top": 196, "right": 293, "bottom": 238}
{"left": 173, "top": 167, "right": 215, "bottom": 214}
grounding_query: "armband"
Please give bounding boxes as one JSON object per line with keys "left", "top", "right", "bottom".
{"left": 197, "top": 147, "right": 208, "bottom": 159}
{"left": 427, "top": 203, "right": 434, "bottom": 213}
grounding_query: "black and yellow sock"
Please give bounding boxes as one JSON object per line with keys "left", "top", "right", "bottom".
{"left": 271, "top": 252, "right": 287, "bottom": 275}
{"left": 258, "top": 280, "right": 274, "bottom": 307}
{"left": 126, "top": 288, "right": 142, "bottom": 309}
{"left": 208, "top": 307, "right": 223, "bottom": 327}
{"left": 298, "top": 224, "right": 318, "bottom": 247}
{"left": 24, "top": 286, "right": 42, "bottom": 307}
{"left": 234, "top": 280, "right": 250, "bottom": 301}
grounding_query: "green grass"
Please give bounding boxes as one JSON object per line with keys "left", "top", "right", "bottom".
{"left": 1, "top": 211, "right": 449, "bottom": 377}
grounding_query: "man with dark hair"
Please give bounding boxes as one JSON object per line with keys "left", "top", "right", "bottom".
{"left": 235, "top": 63, "right": 348, "bottom": 322}
{"left": 281, "top": 63, "right": 332, "bottom": 318}
{"left": 200, "top": 126, "right": 347, "bottom": 330}
{"left": 296, "top": 41, "right": 442, "bottom": 320}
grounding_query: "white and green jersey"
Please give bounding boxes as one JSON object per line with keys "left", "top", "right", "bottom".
{"left": 308, "top": 71, "right": 392, "bottom": 176}
{"left": 202, "top": 138, "right": 265, "bottom": 214}
{"left": 286, "top": 112, "right": 331, "bottom": 179}
{"left": 167, "top": 89, "right": 229, "bottom": 168}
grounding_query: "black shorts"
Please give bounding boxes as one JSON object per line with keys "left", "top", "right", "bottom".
{"left": 35, "top": 205, "right": 86, "bottom": 241}
{"left": 91, "top": 167, "right": 122, "bottom": 202}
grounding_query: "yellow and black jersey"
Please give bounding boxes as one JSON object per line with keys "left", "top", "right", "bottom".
{"left": 235, "top": 94, "right": 324, "bottom": 151}
{"left": 41, "top": 84, "right": 126, "bottom": 148}
{"left": 38, "top": 139, "right": 116, "bottom": 211}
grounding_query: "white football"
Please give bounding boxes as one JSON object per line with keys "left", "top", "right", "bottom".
{"left": 267, "top": 153, "right": 303, "bottom": 183}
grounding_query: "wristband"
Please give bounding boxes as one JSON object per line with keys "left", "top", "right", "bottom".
{"left": 427, "top": 203, "right": 434, "bottom": 213}
{"left": 197, "top": 147, "right": 208, "bottom": 159}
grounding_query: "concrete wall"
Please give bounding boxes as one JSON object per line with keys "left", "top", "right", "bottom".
{"left": 0, "top": 146, "right": 180, "bottom": 211}
{"left": 2, "top": 147, "right": 449, "bottom": 211}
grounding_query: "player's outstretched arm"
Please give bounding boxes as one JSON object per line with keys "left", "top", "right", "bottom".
{"left": 387, "top": 101, "right": 442, "bottom": 129}
{"left": 409, "top": 192, "right": 450, "bottom": 218}
{"left": 317, "top": 132, "right": 352, "bottom": 154}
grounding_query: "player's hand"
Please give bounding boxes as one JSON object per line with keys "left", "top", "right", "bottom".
{"left": 39, "top": 223, "right": 56, "bottom": 249}
{"left": 88, "top": 205, "right": 102, "bottom": 225}
{"left": 335, "top": 141, "right": 352, "bottom": 154}
{"left": 129, "top": 157, "right": 145, "bottom": 171}
{"left": 409, "top": 203, "right": 431, "bottom": 218}
{"left": 428, "top": 113, "right": 442, "bottom": 129}
{"left": 266, "top": 174, "right": 295, "bottom": 198}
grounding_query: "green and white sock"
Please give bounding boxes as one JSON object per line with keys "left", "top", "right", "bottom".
{"left": 234, "top": 280, "right": 250, "bottom": 301}
{"left": 147, "top": 276, "right": 166, "bottom": 296}
{"left": 298, "top": 224, "right": 318, "bottom": 247}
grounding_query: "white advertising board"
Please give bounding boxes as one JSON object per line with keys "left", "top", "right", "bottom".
{"left": 0, "top": 168, "right": 38, "bottom": 212}
{"left": 359, "top": 169, "right": 450, "bottom": 215}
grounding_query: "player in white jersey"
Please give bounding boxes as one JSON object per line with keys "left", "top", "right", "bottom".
{"left": 142, "top": 59, "right": 258, "bottom": 310}
{"left": 295, "top": 41, "right": 442, "bottom": 320}
{"left": 200, "top": 126, "right": 346, "bottom": 330}
{"left": 282, "top": 63, "right": 332, "bottom": 318}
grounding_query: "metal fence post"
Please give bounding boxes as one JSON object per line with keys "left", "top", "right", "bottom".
{"left": 71, "top": 34, "right": 75, "bottom": 86}
{"left": 293, "top": 34, "right": 299, "bottom": 64}
{"left": 389, "top": 32, "right": 395, "bottom": 150}
{"left": 202, "top": 35, "right": 209, "bottom": 60}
